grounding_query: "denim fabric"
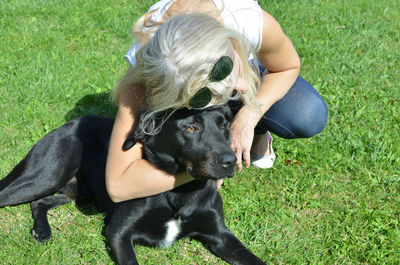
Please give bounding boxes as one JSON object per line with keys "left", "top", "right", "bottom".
{"left": 229, "top": 75, "right": 328, "bottom": 139}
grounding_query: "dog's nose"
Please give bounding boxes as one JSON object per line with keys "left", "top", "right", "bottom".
{"left": 219, "top": 152, "right": 237, "bottom": 170}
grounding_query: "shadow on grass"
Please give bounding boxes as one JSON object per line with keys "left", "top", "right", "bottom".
{"left": 64, "top": 92, "right": 119, "bottom": 262}
{"left": 65, "top": 92, "right": 118, "bottom": 122}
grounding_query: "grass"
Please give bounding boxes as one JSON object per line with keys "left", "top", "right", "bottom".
{"left": 0, "top": 0, "right": 399, "bottom": 264}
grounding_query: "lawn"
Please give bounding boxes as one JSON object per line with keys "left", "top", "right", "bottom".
{"left": 0, "top": 0, "right": 399, "bottom": 264}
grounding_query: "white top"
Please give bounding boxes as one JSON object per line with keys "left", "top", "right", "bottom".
{"left": 125, "top": 0, "right": 263, "bottom": 66}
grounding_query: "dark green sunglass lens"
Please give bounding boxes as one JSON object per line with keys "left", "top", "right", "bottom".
{"left": 188, "top": 87, "right": 212, "bottom": 108}
{"left": 209, "top": 56, "right": 234, "bottom": 82}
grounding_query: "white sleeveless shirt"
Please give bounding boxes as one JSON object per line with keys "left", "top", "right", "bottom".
{"left": 125, "top": 0, "right": 263, "bottom": 66}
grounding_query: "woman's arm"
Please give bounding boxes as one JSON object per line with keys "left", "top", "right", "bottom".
{"left": 105, "top": 81, "right": 193, "bottom": 203}
{"left": 255, "top": 10, "right": 301, "bottom": 114}
{"left": 231, "top": 10, "right": 301, "bottom": 171}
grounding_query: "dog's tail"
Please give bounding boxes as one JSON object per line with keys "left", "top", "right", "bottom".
{"left": 0, "top": 125, "right": 82, "bottom": 207}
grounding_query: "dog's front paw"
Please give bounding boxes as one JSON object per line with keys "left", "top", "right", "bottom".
{"left": 32, "top": 228, "right": 51, "bottom": 243}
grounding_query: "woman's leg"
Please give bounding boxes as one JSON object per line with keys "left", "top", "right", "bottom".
{"left": 228, "top": 76, "right": 328, "bottom": 139}
{"left": 228, "top": 73, "right": 327, "bottom": 168}
{"left": 254, "top": 76, "right": 328, "bottom": 139}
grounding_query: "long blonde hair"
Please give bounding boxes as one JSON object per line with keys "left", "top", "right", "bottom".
{"left": 113, "top": 9, "right": 260, "bottom": 134}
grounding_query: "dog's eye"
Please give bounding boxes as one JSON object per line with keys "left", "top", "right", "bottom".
{"left": 186, "top": 126, "right": 197, "bottom": 132}
{"left": 220, "top": 123, "right": 227, "bottom": 129}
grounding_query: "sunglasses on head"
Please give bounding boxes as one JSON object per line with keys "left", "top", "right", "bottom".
{"left": 188, "top": 56, "right": 233, "bottom": 109}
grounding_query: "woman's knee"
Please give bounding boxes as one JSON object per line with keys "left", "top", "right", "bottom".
{"left": 297, "top": 95, "right": 328, "bottom": 138}
{"left": 288, "top": 77, "right": 328, "bottom": 138}
{"left": 257, "top": 76, "right": 328, "bottom": 139}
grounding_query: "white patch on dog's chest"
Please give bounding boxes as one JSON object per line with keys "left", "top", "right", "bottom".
{"left": 160, "top": 218, "right": 182, "bottom": 248}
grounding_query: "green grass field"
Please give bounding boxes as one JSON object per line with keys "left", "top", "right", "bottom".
{"left": 1, "top": 0, "right": 399, "bottom": 264}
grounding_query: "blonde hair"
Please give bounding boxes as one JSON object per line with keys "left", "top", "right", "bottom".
{"left": 113, "top": 11, "right": 260, "bottom": 134}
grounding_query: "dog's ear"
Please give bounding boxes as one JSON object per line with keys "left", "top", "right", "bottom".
{"left": 122, "top": 134, "right": 137, "bottom": 151}
{"left": 122, "top": 130, "right": 139, "bottom": 151}
{"left": 145, "top": 148, "right": 180, "bottom": 175}
{"left": 122, "top": 116, "right": 147, "bottom": 151}
{"left": 221, "top": 105, "right": 233, "bottom": 122}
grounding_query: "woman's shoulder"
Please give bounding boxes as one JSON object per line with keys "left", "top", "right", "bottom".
{"left": 217, "top": 0, "right": 264, "bottom": 52}
{"left": 146, "top": 0, "right": 176, "bottom": 21}
{"left": 217, "top": 0, "right": 261, "bottom": 9}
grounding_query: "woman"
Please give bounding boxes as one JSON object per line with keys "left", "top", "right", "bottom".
{"left": 106, "top": 0, "right": 328, "bottom": 202}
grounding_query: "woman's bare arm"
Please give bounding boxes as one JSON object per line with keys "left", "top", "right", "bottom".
{"left": 105, "top": 81, "right": 193, "bottom": 203}
{"left": 230, "top": 10, "right": 301, "bottom": 170}
{"left": 255, "top": 10, "right": 301, "bottom": 114}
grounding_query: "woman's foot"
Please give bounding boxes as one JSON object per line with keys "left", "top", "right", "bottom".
{"left": 250, "top": 131, "right": 276, "bottom": 169}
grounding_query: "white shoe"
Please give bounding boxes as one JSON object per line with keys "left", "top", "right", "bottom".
{"left": 251, "top": 132, "right": 276, "bottom": 169}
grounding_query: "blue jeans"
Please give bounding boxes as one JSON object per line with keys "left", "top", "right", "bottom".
{"left": 229, "top": 76, "right": 328, "bottom": 139}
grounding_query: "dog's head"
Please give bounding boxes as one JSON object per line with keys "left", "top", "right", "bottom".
{"left": 123, "top": 106, "right": 236, "bottom": 180}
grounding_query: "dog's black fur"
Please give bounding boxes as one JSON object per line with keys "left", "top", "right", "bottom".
{"left": 0, "top": 106, "right": 266, "bottom": 265}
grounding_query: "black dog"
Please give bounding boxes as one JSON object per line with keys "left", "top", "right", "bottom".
{"left": 0, "top": 106, "right": 266, "bottom": 265}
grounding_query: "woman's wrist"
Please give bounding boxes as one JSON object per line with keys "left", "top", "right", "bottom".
{"left": 237, "top": 104, "right": 262, "bottom": 128}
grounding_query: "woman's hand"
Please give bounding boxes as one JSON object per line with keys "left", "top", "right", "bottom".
{"left": 216, "top": 179, "right": 223, "bottom": 190}
{"left": 230, "top": 106, "right": 260, "bottom": 171}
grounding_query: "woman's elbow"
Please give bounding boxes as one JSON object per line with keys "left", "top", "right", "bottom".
{"left": 106, "top": 180, "right": 124, "bottom": 203}
{"left": 292, "top": 55, "right": 301, "bottom": 75}
{"left": 105, "top": 174, "right": 139, "bottom": 203}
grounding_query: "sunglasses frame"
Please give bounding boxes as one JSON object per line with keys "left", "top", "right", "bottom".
{"left": 188, "top": 56, "right": 234, "bottom": 109}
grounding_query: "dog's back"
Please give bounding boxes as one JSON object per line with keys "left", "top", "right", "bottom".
{"left": 0, "top": 119, "right": 82, "bottom": 207}
{"left": 0, "top": 116, "right": 113, "bottom": 208}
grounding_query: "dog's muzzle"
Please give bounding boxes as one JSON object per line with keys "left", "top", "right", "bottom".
{"left": 218, "top": 152, "right": 236, "bottom": 177}
{"left": 184, "top": 151, "right": 236, "bottom": 180}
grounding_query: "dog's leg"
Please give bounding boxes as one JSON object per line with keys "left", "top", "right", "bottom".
{"left": 30, "top": 194, "right": 70, "bottom": 242}
{"left": 106, "top": 225, "right": 139, "bottom": 265}
{"left": 194, "top": 229, "right": 266, "bottom": 265}
{"left": 106, "top": 233, "right": 139, "bottom": 265}
{"left": 0, "top": 135, "right": 82, "bottom": 207}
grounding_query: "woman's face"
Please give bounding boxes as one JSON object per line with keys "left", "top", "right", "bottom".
{"left": 231, "top": 51, "right": 249, "bottom": 95}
